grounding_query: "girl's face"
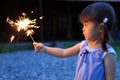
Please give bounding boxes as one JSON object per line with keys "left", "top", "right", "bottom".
{"left": 82, "top": 21, "right": 101, "bottom": 41}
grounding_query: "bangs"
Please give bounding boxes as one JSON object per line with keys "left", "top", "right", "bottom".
{"left": 80, "top": 14, "right": 94, "bottom": 23}
{"left": 80, "top": 4, "right": 95, "bottom": 23}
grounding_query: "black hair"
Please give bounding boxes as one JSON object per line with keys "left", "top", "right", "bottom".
{"left": 80, "top": 2, "right": 115, "bottom": 51}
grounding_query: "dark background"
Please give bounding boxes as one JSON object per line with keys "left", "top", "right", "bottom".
{"left": 0, "top": 0, "right": 120, "bottom": 43}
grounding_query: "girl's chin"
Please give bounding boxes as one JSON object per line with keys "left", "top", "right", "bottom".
{"left": 84, "top": 36, "right": 87, "bottom": 39}
{"left": 84, "top": 37, "right": 90, "bottom": 41}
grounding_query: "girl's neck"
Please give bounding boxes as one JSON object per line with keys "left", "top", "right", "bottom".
{"left": 88, "top": 40, "right": 102, "bottom": 49}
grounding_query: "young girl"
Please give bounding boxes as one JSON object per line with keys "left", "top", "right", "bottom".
{"left": 33, "top": 2, "right": 116, "bottom": 80}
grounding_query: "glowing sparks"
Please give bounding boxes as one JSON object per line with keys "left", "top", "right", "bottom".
{"left": 39, "top": 16, "right": 43, "bottom": 20}
{"left": 26, "top": 30, "right": 34, "bottom": 36}
{"left": 6, "top": 17, "right": 14, "bottom": 27}
{"left": 22, "top": 13, "right": 26, "bottom": 17}
{"left": 26, "top": 30, "right": 35, "bottom": 42}
{"left": 16, "top": 18, "right": 38, "bottom": 31}
{"left": 6, "top": 14, "right": 39, "bottom": 32}
{"left": 31, "top": 11, "right": 34, "bottom": 13}
{"left": 9, "top": 35, "right": 15, "bottom": 43}
{"left": 6, "top": 12, "right": 40, "bottom": 42}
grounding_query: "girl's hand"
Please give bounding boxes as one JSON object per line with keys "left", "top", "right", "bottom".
{"left": 33, "top": 42, "right": 45, "bottom": 52}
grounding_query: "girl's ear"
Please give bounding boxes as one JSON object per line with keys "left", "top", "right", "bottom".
{"left": 99, "top": 23, "right": 104, "bottom": 32}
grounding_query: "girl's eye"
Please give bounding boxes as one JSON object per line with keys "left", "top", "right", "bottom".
{"left": 84, "top": 23, "right": 88, "bottom": 27}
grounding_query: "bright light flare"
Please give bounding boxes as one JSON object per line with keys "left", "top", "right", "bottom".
{"left": 6, "top": 12, "right": 40, "bottom": 42}
{"left": 16, "top": 18, "right": 38, "bottom": 31}
{"left": 9, "top": 35, "right": 15, "bottom": 43}
{"left": 26, "top": 30, "right": 35, "bottom": 42}
{"left": 6, "top": 13, "right": 39, "bottom": 32}
{"left": 39, "top": 16, "right": 43, "bottom": 20}
{"left": 26, "top": 30, "right": 34, "bottom": 36}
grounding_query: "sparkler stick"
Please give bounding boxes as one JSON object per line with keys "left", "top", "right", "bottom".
{"left": 29, "top": 34, "right": 35, "bottom": 42}
{"left": 26, "top": 30, "right": 35, "bottom": 42}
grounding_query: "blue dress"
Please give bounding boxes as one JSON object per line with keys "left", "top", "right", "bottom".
{"left": 74, "top": 40, "right": 116, "bottom": 80}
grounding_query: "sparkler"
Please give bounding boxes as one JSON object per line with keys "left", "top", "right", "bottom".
{"left": 26, "top": 30, "right": 35, "bottom": 42}
{"left": 6, "top": 12, "right": 42, "bottom": 42}
{"left": 9, "top": 35, "right": 15, "bottom": 43}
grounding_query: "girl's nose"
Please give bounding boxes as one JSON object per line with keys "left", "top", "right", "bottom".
{"left": 82, "top": 26, "right": 85, "bottom": 31}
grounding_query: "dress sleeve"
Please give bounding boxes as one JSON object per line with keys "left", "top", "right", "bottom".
{"left": 80, "top": 40, "right": 89, "bottom": 48}
{"left": 102, "top": 47, "right": 117, "bottom": 58}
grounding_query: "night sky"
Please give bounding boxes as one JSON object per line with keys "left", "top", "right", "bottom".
{"left": 0, "top": 0, "right": 120, "bottom": 43}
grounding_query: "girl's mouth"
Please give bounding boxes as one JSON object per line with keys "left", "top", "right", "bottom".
{"left": 83, "top": 32, "right": 85, "bottom": 35}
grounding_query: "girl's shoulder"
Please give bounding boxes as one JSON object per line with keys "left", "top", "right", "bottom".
{"left": 103, "top": 44, "right": 117, "bottom": 58}
{"left": 76, "top": 40, "right": 89, "bottom": 50}
{"left": 80, "top": 40, "right": 89, "bottom": 47}
{"left": 80, "top": 40, "right": 88, "bottom": 45}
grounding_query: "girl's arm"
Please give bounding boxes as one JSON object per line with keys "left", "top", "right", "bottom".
{"left": 104, "top": 53, "right": 116, "bottom": 80}
{"left": 33, "top": 42, "right": 80, "bottom": 58}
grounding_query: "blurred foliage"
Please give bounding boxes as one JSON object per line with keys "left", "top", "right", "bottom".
{"left": 63, "top": 41, "right": 78, "bottom": 48}
{"left": 0, "top": 43, "right": 34, "bottom": 53}
{"left": 110, "top": 41, "right": 120, "bottom": 60}
{"left": 0, "top": 41, "right": 120, "bottom": 60}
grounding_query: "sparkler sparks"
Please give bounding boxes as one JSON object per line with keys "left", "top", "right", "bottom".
{"left": 6, "top": 12, "right": 41, "bottom": 42}
{"left": 39, "top": 16, "right": 43, "bottom": 20}
{"left": 26, "top": 30, "right": 35, "bottom": 42}
{"left": 9, "top": 35, "right": 15, "bottom": 43}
